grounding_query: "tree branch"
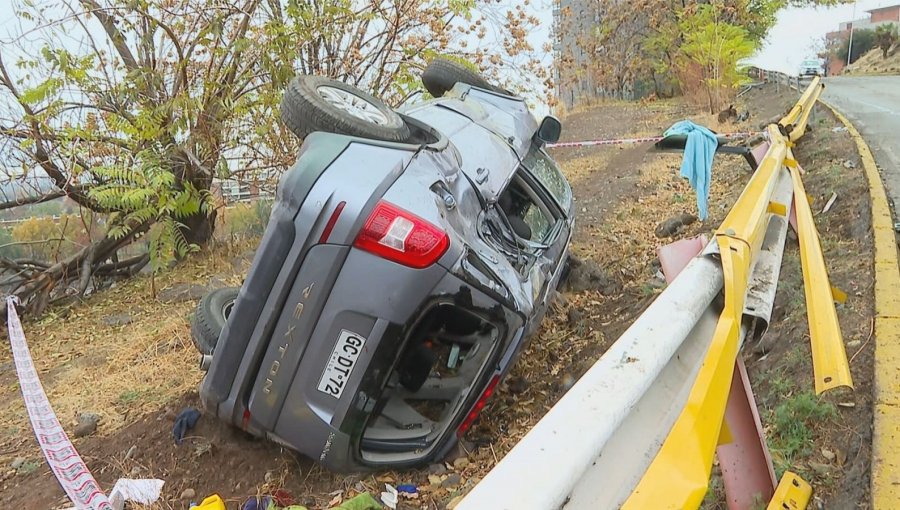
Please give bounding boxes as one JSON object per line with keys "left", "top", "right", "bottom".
{"left": 80, "top": 0, "right": 140, "bottom": 71}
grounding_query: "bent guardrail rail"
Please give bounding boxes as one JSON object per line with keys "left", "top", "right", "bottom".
{"left": 457, "top": 77, "right": 844, "bottom": 510}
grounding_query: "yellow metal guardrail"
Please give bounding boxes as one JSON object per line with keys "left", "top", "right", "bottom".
{"left": 787, "top": 162, "right": 853, "bottom": 393}
{"left": 622, "top": 76, "right": 850, "bottom": 508}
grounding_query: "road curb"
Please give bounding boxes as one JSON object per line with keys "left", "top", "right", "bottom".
{"left": 820, "top": 100, "right": 900, "bottom": 507}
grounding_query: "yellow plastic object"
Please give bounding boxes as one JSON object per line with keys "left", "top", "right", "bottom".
{"left": 767, "top": 471, "right": 812, "bottom": 510}
{"left": 788, "top": 162, "right": 853, "bottom": 394}
{"left": 831, "top": 285, "right": 848, "bottom": 304}
{"left": 717, "top": 418, "right": 734, "bottom": 446}
{"left": 621, "top": 239, "right": 748, "bottom": 509}
{"left": 193, "top": 494, "right": 226, "bottom": 510}
{"left": 767, "top": 200, "right": 787, "bottom": 217}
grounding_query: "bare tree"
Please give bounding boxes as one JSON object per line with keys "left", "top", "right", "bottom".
{"left": 0, "top": 0, "right": 546, "bottom": 317}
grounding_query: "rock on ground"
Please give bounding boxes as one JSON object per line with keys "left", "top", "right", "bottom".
{"left": 562, "top": 256, "right": 621, "bottom": 295}
{"left": 654, "top": 212, "right": 698, "bottom": 238}
{"left": 73, "top": 412, "right": 100, "bottom": 438}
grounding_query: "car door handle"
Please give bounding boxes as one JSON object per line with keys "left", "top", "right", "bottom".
{"left": 475, "top": 167, "right": 490, "bottom": 184}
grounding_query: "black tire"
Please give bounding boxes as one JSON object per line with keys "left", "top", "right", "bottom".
{"left": 191, "top": 287, "right": 240, "bottom": 355}
{"left": 421, "top": 58, "right": 508, "bottom": 97}
{"left": 280, "top": 75, "right": 410, "bottom": 142}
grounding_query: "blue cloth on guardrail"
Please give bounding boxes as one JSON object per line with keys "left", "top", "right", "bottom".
{"left": 664, "top": 120, "right": 719, "bottom": 220}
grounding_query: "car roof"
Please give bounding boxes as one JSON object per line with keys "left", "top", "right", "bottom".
{"left": 403, "top": 84, "right": 538, "bottom": 202}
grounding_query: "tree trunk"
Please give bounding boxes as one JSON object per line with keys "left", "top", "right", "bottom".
{"left": 181, "top": 209, "right": 217, "bottom": 245}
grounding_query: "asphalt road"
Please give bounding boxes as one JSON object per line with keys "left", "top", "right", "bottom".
{"left": 823, "top": 76, "right": 900, "bottom": 214}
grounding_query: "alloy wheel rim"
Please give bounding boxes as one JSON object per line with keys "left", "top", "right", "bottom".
{"left": 317, "top": 85, "right": 390, "bottom": 125}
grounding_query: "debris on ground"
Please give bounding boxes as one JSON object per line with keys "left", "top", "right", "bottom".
{"left": 157, "top": 283, "right": 210, "bottom": 303}
{"left": 73, "top": 412, "right": 100, "bottom": 438}
{"left": 102, "top": 313, "right": 134, "bottom": 327}
{"left": 397, "top": 484, "right": 417, "bottom": 495}
{"left": 822, "top": 192, "right": 838, "bottom": 213}
{"left": 562, "top": 255, "right": 620, "bottom": 294}
{"left": 241, "top": 496, "right": 272, "bottom": 510}
{"left": 717, "top": 104, "right": 737, "bottom": 123}
{"left": 655, "top": 212, "right": 698, "bottom": 238}
{"left": 380, "top": 484, "right": 398, "bottom": 509}
{"left": 191, "top": 493, "right": 224, "bottom": 509}
{"left": 173, "top": 407, "right": 202, "bottom": 444}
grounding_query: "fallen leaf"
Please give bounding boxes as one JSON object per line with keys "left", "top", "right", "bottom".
{"left": 836, "top": 448, "right": 848, "bottom": 466}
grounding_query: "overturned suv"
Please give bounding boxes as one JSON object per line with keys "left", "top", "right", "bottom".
{"left": 193, "top": 59, "right": 574, "bottom": 472}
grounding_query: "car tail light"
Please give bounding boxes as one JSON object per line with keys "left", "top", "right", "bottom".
{"left": 354, "top": 200, "right": 449, "bottom": 269}
{"left": 457, "top": 374, "right": 501, "bottom": 437}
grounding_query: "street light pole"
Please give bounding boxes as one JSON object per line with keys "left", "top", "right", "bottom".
{"left": 847, "top": 0, "right": 858, "bottom": 65}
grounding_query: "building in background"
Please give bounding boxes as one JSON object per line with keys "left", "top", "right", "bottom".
{"left": 552, "top": 0, "right": 595, "bottom": 110}
{"left": 825, "top": 3, "right": 900, "bottom": 75}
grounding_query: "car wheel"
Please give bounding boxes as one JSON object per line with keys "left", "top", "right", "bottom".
{"left": 422, "top": 57, "right": 509, "bottom": 98}
{"left": 191, "top": 287, "right": 240, "bottom": 355}
{"left": 280, "top": 75, "right": 411, "bottom": 142}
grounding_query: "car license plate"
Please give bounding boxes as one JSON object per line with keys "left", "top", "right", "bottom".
{"left": 317, "top": 330, "right": 367, "bottom": 399}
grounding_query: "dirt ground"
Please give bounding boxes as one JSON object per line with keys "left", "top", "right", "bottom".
{"left": 0, "top": 83, "right": 875, "bottom": 509}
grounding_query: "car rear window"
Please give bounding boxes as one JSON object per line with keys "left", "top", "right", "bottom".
{"left": 523, "top": 146, "right": 572, "bottom": 213}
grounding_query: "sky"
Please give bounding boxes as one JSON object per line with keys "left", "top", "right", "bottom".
{"left": 749, "top": 0, "right": 898, "bottom": 73}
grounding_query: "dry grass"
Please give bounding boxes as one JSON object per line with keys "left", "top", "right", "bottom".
{"left": 0, "top": 239, "right": 253, "bottom": 444}
{"left": 845, "top": 47, "right": 900, "bottom": 76}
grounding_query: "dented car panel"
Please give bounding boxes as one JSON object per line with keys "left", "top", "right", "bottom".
{"left": 200, "top": 83, "right": 574, "bottom": 471}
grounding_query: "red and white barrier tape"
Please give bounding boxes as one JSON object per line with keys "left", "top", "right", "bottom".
{"left": 5, "top": 297, "right": 113, "bottom": 509}
{"left": 545, "top": 131, "right": 763, "bottom": 149}
{"left": 6, "top": 297, "right": 113, "bottom": 508}
{"left": 6, "top": 296, "right": 164, "bottom": 509}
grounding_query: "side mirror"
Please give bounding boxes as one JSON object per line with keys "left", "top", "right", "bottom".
{"left": 534, "top": 115, "right": 562, "bottom": 145}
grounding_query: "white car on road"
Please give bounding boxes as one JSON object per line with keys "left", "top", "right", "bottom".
{"left": 799, "top": 58, "right": 825, "bottom": 77}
